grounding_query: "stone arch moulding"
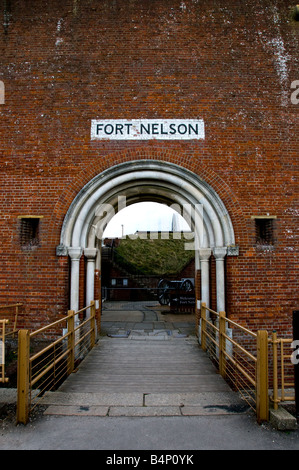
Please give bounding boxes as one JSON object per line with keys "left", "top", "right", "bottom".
{"left": 57, "top": 160, "right": 239, "bottom": 313}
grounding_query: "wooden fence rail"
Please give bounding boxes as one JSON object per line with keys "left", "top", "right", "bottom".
{"left": 271, "top": 332, "right": 295, "bottom": 410}
{"left": 11, "top": 300, "right": 296, "bottom": 425}
{"left": 0, "top": 303, "right": 23, "bottom": 336}
{"left": 17, "top": 301, "right": 96, "bottom": 424}
{"left": 0, "top": 302, "right": 23, "bottom": 383}
{"left": 200, "top": 302, "right": 269, "bottom": 423}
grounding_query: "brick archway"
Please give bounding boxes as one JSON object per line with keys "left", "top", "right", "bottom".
{"left": 57, "top": 160, "right": 237, "bottom": 320}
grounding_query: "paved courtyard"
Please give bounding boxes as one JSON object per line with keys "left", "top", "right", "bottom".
{"left": 100, "top": 300, "right": 196, "bottom": 338}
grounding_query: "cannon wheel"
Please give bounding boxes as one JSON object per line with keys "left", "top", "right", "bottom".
{"left": 157, "top": 279, "right": 171, "bottom": 305}
{"left": 181, "top": 279, "right": 193, "bottom": 292}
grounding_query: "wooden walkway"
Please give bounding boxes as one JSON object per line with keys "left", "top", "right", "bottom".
{"left": 60, "top": 335, "right": 230, "bottom": 394}
{"left": 42, "top": 334, "right": 248, "bottom": 417}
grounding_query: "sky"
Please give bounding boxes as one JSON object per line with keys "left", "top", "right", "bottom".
{"left": 102, "top": 202, "right": 190, "bottom": 238}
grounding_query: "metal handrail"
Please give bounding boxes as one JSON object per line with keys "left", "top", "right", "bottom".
{"left": 17, "top": 301, "right": 97, "bottom": 425}
{"left": 201, "top": 302, "right": 296, "bottom": 422}
{"left": 0, "top": 303, "right": 22, "bottom": 309}
{"left": 0, "top": 303, "right": 23, "bottom": 336}
{"left": 225, "top": 317, "right": 257, "bottom": 338}
{"left": 30, "top": 313, "right": 73, "bottom": 338}
{"left": 200, "top": 302, "right": 269, "bottom": 423}
{"left": 270, "top": 333, "right": 294, "bottom": 410}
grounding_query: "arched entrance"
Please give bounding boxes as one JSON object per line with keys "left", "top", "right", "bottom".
{"left": 58, "top": 160, "right": 236, "bottom": 320}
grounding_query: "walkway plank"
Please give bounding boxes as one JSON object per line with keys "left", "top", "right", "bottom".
{"left": 58, "top": 337, "right": 231, "bottom": 394}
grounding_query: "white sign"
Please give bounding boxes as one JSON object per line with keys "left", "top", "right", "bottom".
{"left": 91, "top": 119, "right": 205, "bottom": 141}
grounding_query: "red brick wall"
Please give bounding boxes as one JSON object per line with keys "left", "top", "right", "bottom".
{"left": 0, "top": 0, "right": 298, "bottom": 336}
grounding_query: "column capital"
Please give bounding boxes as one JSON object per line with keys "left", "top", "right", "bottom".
{"left": 68, "top": 247, "right": 83, "bottom": 260}
{"left": 213, "top": 247, "right": 227, "bottom": 260}
{"left": 199, "top": 248, "right": 212, "bottom": 260}
{"left": 84, "top": 248, "right": 98, "bottom": 259}
{"left": 56, "top": 244, "right": 68, "bottom": 256}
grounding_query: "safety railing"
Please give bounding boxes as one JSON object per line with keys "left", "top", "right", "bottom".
{"left": 0, "top": 303, "right": 23, "bottom": 383}
{"left": 0, "top": 303, "right": 23, "bottom": 337}
{"left": 17, "top": 301, "right": 96, "bottom": 424}
{"left": 271, "top": 332, "right": 295, "bottom": 410}
{"left": 200, "top": 303, "right": 269, "bottom": 423}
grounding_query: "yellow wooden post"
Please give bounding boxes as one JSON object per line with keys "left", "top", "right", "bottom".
{"left": 13, "top": 304, "right": 19, "bottom": 334}
{"left": 201, "top": 302, "right": 207, "bottom": 351}
{"left": 67, "top": 310, "right": 75, "bottom": 375}
{"left": 271, "top": 331, "right": 279, "bottom": 411}
{"left": 256, "top": 330, "right": 269, "bottom": 423}
{"left": 17, "top": 330, "right": 30, "bottom": 425}
{"left": 90, "top": 301, "right": 96, "bottom": 349}
{"left": 219, "top": 311, "right": 226, "bottom": 378}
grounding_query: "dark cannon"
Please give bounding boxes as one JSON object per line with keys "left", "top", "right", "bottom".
{"left": 157, "top": 278, "right": 194, "bottom": 306}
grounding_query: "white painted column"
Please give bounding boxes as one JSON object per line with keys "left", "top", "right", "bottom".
{"left": 199, "top": 248, "right": 212, "bottom": 308}
{"left": 68, "top": 247, "right": 83, "bottom": 312}
{"left": 213, "top": 247, "right": 227, "bottom": 312}
{"left": 84, "top": 248, "right": 97, "bottom": 317}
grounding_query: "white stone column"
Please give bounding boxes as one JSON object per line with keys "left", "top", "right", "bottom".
{"left": 213, "top": 247, "right": 227, "bottom": 312}
{"left": 68, "top": 247, "right": 83, "bottom": 313}
{"left": 199, "top": 248, "right": 212, "bottom": 308}
{"left": 84, "top": 248, "right": 97, "bottom": 317}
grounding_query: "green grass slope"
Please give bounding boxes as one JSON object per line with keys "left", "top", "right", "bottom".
{"left": 114, "top": 234, "right": 195, "bottom": 277}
